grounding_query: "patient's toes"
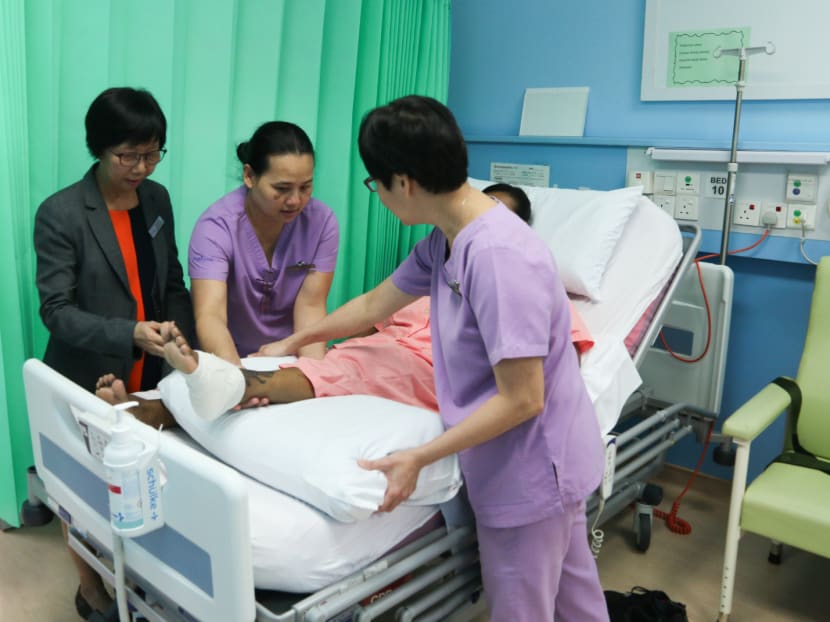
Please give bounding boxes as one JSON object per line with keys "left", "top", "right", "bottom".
{"left": 110, "top": 379, "right": 129, "bottom": 403}
{"left": 96, "top": 386, "right": 116, "bottom": 404}
{"left": 162, "top": 331, "right": 198, "bottom": 374}
{"left": 96, "top": 373, "right": 115, "bottom": 390}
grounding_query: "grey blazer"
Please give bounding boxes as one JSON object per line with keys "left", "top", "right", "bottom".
{"left": 34, "top": 165, "right": 194, "bottom": 391}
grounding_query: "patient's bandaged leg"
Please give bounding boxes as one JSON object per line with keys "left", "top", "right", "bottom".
{"left": 185, "top": 351, "right": 245, "bottom": 421}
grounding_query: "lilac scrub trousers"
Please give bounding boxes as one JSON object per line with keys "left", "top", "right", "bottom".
{"left": 392, "top": 202, "right": 608, "bottom": 621}
{"left": 188, "top": 186, "right": 338, "bottom": 356}
{"left": 477, "top": 501, "right": 605, "bottom": 621}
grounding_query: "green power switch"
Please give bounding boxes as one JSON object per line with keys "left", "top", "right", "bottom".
{"left": 794, "top": 180, "right": 802, "bottom": 187}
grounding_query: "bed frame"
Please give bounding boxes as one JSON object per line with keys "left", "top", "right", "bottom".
{"left": 21, "top": 213, "right": 728, "bottom": 621}
{"left": 586, "top": 225, "right": 731, "bottom": 550}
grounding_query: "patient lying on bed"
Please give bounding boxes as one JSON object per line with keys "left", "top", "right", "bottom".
{"left": 96, "top": 298, "right": 434, "bottom": 422}
{"left": 96, "top": 296, "right": 593, "bottom": 424}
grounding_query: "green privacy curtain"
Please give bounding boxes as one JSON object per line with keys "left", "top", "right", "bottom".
{"left": 0, "top": 0, "right": 36, "bottom": 527}
{"left": 0, "top": 0, "right": 450, "bottom": 526}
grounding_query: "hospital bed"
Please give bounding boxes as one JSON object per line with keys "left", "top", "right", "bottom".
{"left": 21, "top": 184, "right": 722, "bottom": 621}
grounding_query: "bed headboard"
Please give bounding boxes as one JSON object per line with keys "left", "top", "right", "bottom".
{"left": 22, "top": 359, "right": 256, "bottom": 622}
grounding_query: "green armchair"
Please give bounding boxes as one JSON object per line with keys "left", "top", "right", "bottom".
{"left": 717, "top": 256, "right": 830, "bottom": 621}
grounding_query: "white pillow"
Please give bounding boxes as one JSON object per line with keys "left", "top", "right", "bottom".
{"left": 543, "top": 186, "right": 642, "bottom": 300}
{"left": 158, "top": 371, "right": 462, "bottom": 522}
{"left": 471, "top": 179, "right": 642, "bottom": 301}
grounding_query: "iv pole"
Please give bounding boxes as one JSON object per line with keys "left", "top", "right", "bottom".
{"left": 713, "top": 42, "right": 775, "bottom": 265}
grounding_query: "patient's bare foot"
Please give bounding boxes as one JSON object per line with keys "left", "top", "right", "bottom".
{"left": 95, "top": 374, "right": 130, "bottom": 405}
{"left": 161, "top": 322, "right": 199, "bottom": 374}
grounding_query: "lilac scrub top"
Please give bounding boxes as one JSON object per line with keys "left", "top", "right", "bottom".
{"left": 392, "top": 203, "right": 604, "bottom": 529}
{"left": 188, "top": 186, "right": 339, "bottom": 356}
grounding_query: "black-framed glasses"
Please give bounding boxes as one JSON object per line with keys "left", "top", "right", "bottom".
{"left": 363, "top": 176, "right": 378, "bottom": 192}
{"left": 111, "top": 148, "right": 167, "bottom": 167}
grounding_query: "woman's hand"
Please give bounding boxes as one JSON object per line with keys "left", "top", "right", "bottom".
{"left": 253, "top": 339, "right": 295, "bottom": 357}
{"left": 133, "top": 321, "right": 165, "bottom": 357}
{"left": 358, "top": 449, "right": 422, "bottom": 513}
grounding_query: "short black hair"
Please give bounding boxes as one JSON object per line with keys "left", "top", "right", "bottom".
{"left": 236, "top": 121, "right": 315, "bottom": 176}
{"left": 483, "top": 183, "right": 532, "bottom": 224}
{"left": 358, "top": 95, "right": 467, "bottom": 194}
{"left": 85, "top": 87, "right": 166, "bottom": 158}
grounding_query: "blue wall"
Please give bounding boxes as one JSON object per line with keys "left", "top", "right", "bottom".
{"left": 448, "top": 0, "right": 830, "bottom": 480}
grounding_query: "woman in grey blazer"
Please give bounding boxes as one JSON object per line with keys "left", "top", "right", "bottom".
{"left": 33, "top": 87, "right": 193, "bottom": 620}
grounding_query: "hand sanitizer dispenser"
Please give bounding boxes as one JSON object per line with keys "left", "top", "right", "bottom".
{"left": 103, "top": 404, "right": 164, "bottom": 536}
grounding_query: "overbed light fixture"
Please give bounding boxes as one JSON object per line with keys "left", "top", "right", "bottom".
{"left": 646, "top": 148, "right": 830, "bottom": 166}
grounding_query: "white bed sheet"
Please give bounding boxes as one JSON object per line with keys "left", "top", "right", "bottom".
{"left": 164, "top": 429, "right": 439, "bottom": 592}
{"left": 573, "top": 196, "right": 682, "bottom": 434}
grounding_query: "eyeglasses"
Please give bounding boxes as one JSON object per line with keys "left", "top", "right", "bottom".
{"left": 111, "top": 148, "right": 167, "bottom": 167}
{"left": 363, "top": 176, "right": 378, "bottom": 192}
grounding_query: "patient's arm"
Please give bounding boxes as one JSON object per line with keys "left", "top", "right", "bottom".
{"left": 238, "top": 367, "right": 314, "bottom": 403}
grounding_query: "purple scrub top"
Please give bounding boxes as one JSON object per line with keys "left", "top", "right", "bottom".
{"left": 392, "top": 203, "right": 603, "bottom": 528}
{"left": 188, "top": 186, "right": 338, "bottom": 356}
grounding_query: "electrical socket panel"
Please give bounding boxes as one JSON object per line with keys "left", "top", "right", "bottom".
{"left": 675, "top": 196, "right": 699, "bottom": 220}
{"left": 785, "top": 174, "right": 818, "bottom": 202}
{"left": 787, "top": 204, "right": 816, "bottom": 230}
{"left": 653, "top": 194, "right": 676, "bottom": 217}
{"left": 733, "top": 199, "right": 762, "bottom": 226}
{"left": 762, "top": 202, "right": 788, "bottom": 229}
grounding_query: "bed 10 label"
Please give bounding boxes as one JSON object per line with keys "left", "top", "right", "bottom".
{"left": 704, "top": 174, "right": 728, "bottom": 198}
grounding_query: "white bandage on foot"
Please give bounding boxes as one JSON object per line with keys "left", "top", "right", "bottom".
{"left": 184, "top": 351, "right": 245, "bottom": 421}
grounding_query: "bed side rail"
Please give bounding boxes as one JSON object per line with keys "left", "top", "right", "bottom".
{"left": 632, "top": 223, "right": 702, "bottom": 368}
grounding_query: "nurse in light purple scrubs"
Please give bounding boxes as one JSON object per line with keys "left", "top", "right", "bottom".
{"left": 267, "top": 96, "right": 608, "bottom": 621}
{"left": 188, "top": 121, "right": 339, "bottom": 365}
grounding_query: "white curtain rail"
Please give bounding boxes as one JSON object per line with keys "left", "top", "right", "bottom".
{"left": 646, "top": 148, "right": 830, "bottom": 165}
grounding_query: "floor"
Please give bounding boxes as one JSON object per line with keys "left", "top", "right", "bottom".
{"left": 1, "top": 466, "right": 827, "bottom": 621}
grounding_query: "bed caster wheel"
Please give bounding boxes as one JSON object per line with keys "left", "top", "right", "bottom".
{"left": 634, "top": 512, "right": 652, "bottom": 552}
{"left": 20, "top": 499, "right": 53, "bottom": 527}
{"left": 768, "top": 541, "right": 783, "bottom": 565}
{"left": 20, "top": 465, "right": 53, "bottom": 527}
{"left": 713, "top": 441, "right": 736, "bottom": 466}
{"left": 640, "top": 483, "right": 663, "bottom": 506}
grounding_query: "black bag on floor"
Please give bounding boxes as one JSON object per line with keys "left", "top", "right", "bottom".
{"left": 605, "top": 586, "right": 688, "bottom": 622}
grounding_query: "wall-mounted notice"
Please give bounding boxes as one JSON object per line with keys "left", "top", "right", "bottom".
{"left": 489, "top": 162, "right": 550, "bottom": 188}
{"left": 642, "top": 0, "right": 830, "bottom": 101}
{"left": 667, "top": 28, "right": 749, "bottom": 88}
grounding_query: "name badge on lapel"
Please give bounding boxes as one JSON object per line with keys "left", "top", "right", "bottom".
{"left": 148, "top": 216, "right": 164, "bottom": 238}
